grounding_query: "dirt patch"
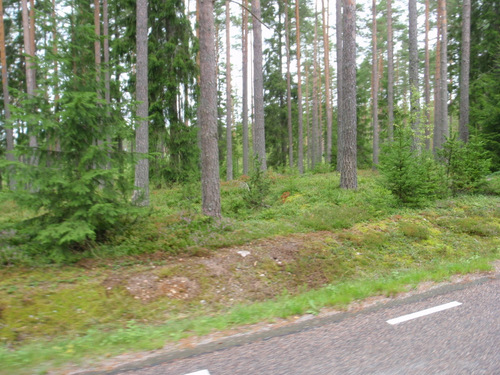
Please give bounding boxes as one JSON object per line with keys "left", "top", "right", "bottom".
{"left": 99, "top": 232, "right": 334, "bottom": 305}
{"left": 102, "top": 274, "right": 200, "bottom": 302}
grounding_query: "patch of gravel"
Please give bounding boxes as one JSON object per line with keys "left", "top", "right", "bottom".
{"left": 102, "top": 274, "right": 199, "bottom": 302}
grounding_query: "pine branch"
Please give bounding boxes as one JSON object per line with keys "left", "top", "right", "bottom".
{"left": 229, "top": 0, "right": 271, "bottom": 30}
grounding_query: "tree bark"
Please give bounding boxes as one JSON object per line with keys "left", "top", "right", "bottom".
{"left": 321, "top": 0, "right": 332, "bottom": 165}
{"left": 103, "top": 0, "right": 110, "bottom": 110}
{"left": 340, "top": 0, "right": 357, "bottom": 190}
{"left": 199, "top": 0, "right": 221, "bottom": 218}
{"left": 409, "top": 0, "right": 420, "bottom": 149}
{"left": 439, "top": 0, "right": 448, "bottom": 145}
{"left": 296, "top": 0, "right": 304, "bottom": 174}
{"left": 0, "top": 0, "right": 14, "bottom": 189}
{"left": 305, "top": 63, "right": 311, "bottom": 169}
{"left": 252, "top": 0, "right": 266, "bottom": 171}
{"left": 94, "top": 0, "right": 101, "bottom": 97}
{"left": 242, "top": 0, "right": 249, "bottom": 175}
{"left": 226, "top": 0, "right": 233, "bottom": 181}
{"left": 285, "top": 0, "right": 293, "bottom": 168}
{"left": 21, "top": 0, "right": 38, "bottom": 154}
{"left": 312, "top": 10, "right": 319, "bottom": 168}
{"left": 424, "top": 0, "right": 431, "bottom": 150}
{"left": 435, "top": 0, "right": 448, "bottom": 150}
{"left": 387, "top": 0, "right": 394, "bottom": 143}
{"left": 459, "top": 0, "right": 470, "bottom": 143}
{"left": 371, "top": 0, "right": 379, "bottom": 167}
{"left": 225, "top": 0, "right": 233, "bottom": 180}
{"left": 336, "top": 0, "right": 343, "bottom": 170}
{"left": 133, "top": 0, "right": 149, "bottom": 206}
{"left": 433, "top": 3, "right": 442, "bottom": 153}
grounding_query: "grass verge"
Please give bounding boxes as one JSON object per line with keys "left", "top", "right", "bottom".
{"left": 0, "top": 257, "right": 496, "bottom": 375}
{"left": 0, "top": 172, "right": 499, "bottom": 374}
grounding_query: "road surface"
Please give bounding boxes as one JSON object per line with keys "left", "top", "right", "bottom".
{"left": 82, "top": 275, "right": 500, "bottom": 375}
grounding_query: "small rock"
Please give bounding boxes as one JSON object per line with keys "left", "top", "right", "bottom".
{"left": 237, "top": 250, "right": 251, "bottom": 258}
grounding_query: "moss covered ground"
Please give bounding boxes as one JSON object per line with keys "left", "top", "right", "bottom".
{"left": 0, "top": 171, "right": 499, "bottom": 374}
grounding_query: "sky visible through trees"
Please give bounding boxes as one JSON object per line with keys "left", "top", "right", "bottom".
{"left": 0, "top": 0, "right": 499, "bottom": 195}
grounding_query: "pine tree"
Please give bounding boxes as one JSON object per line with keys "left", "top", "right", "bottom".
{"left": 311, "top": 8, "right": 319, "bottom": 168}
{"left": 371, "top": 0, "right": 379, "bottom": 166}
{"left": 424, "top": 0, "right": 431, "bottom": 150}
{"left": 459, "top": 0, "right": 470, "bottom": 143}
{"left": 133, "top": 0, "right": 149, "bottom": 206}
{"left": 340, "top": 0, "right": 357, "bottom": 189}
{"left": 285, "top": 0, "right": 293, "bottom": 168}
{"left": 21, "top": 0, "right": 38, "bottom": 162}
{"left": 296, "top": 0, "right": 304, "bottom": 173}
{"left": 321, "top": 0, "right": 332, "bottom": 165}
{"left": 336, "top": 0, "right": 343, "bottom": 170}
{"left": 199, "top": 0, "right": 221, "bottom": 218}
{"left": 409, "top": 0, "right": 420, "bottom": 149}
{"left": 434, "top": 0, "right": 449, "bottom": 150}
{"left": 252, "top": 0, "right": 266, "bottom": 171}
{"left": 225, "top": 0, "right": 233, "bottom": 180}
{"left": 0, "top": 0, "right": 14, "bottom": 189}
{"left": 387, "top": 0, "right": 394, "bottom": 143}
{"left": 242, "top": 0, "right": 249, "bottom": 175}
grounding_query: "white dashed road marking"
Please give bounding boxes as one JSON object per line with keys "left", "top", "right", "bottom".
{"left": 184, "top": 370, "right": 211, "bottom": 375}
{"left": 387, "top": 301, "right": 462, "bottom": 325}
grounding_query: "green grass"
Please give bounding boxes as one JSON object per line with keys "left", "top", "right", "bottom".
{"left": 0, "top": 257, "right": 496, "bottom": 375}
{"left": 0, "top": 171, "right": 499, "bottom": 374}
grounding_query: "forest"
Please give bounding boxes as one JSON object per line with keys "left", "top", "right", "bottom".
{"left": 0, "top": 0, "right": 499, "bottom": 372}
{"left": 0, "top": 0, "right": 499, "bottom": 241}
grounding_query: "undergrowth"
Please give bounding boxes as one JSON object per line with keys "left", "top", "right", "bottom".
{"left": 0, "top": 171, "right": 499, "bottom": 374}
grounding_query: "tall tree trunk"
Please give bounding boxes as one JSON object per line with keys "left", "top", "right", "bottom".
{"left": 440, "top": 0, "right": 448, "bottom": 144}
{"left": 133, "top": 0, "right": 149, "bottom": 206}
{"left": 242, "top": 0, "right": 249, "bottom": 175}
{"left": 305, "top": 63, "right": 311, "bottom": 169}
{"left": 340, "top": 0, "right": 357, "bottom": 190}
{"left": 94, "top": 0, "right": 101, "bottom": 97}
{"left": 285, "top": 0, "right": 293, "bottom": 168}
{"left": 103, "top": 0, "right": 111, "bottom": 162}
{"left": 21, "top": 0, "right": 38, "bottom": 155}
{"left": 0, "top": 0, "right": 14, "bottom": 189}
{"left": 321, "top": 0, "right": 332, "bottom": 165}
{"left": 409, "top": 0, "right": 420, "bottom": 149}
{"left": 103, "top": 0, "right": 110, "bottom": 111}
{"left": 252, "top": 0, "right": 266, "bottom": 171}
{"left": 51, "top": 0, "right": 61, "bottom": 153}
{"left": 433, "top": 4, "right": 442, "bottom": 153}
{"left": 435, "top": 0, "right": 448, "bottom": 150}
{"left": 312, "top": 10, "right": 319, "bottom": 168}
{"left": 386, "top": 0, "right": 394, "bottom": 143}
{"left": 459, "top": 0, "right": 470, "bottom": 143}
{"left": 94, "top": 0, "right": 104, "bottom": 159}
{"left": 424, "top": 0, "right": 431, "bottom": 150}
{"left": 196, "top": 1, "right": 202, "bottom": 155}
{"left": 199, "top": 0, "right": 221, "bottom": 218}
{"left": 336, "top": 0, "right": 343, "bottom": 170}
{"left": 371, "top": 0, "right": 379, "bottom": 167}
{"left": 296, "top": 0, "right": 304, "bottom": 174}
{"left": 225, "top": 0, "right": 233, "bottom": 180}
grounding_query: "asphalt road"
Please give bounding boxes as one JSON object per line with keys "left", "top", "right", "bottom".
{"left": 87, "top": 276, "right": 500, "bottom": 375}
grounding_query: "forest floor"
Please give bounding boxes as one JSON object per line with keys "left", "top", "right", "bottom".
{"left": 1, "top": 171, "right": 500, "bottom": 374}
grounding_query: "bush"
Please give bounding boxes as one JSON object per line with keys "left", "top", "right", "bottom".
{"left": 379, "top": 123, "right": 447, "bottom": 206}
{"left": 439, "top": 134, "right": 491, "bottom": 194}
{"left": 242, "top": 160, "right": 271, "bottom": 208}
{"left": 1, "top": 90, "right": 141, "bottom": 262}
